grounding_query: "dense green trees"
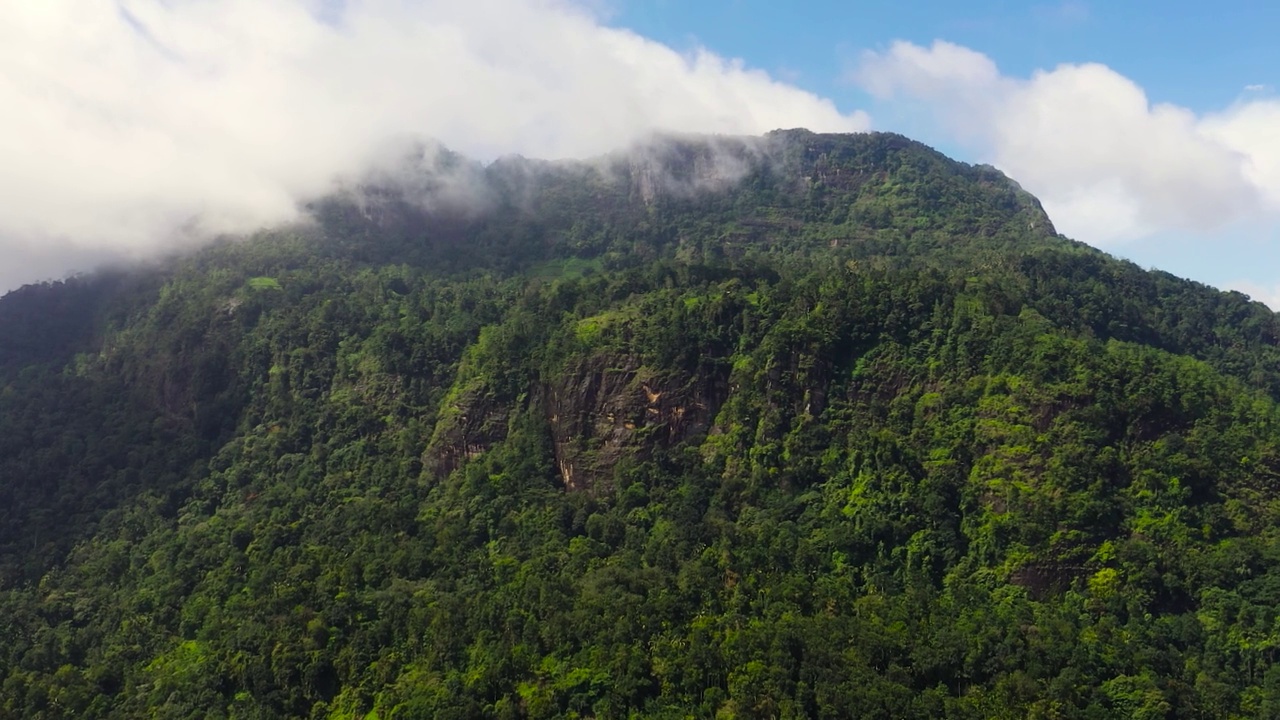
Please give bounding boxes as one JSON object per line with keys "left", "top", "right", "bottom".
{"left": 4, "top": 131, "right": 1280, "bottom": 717}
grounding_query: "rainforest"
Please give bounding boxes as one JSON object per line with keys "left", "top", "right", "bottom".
{"left": 4, "top": 130, "right": 1280, "bottom": 718}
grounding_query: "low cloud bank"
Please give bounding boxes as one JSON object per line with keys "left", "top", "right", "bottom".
{"left": 0, "top": 0, "right": 867, "bottom": 292}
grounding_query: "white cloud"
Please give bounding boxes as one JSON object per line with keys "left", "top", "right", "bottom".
{"left": 854, "top": 40, "right": 1280, "bottom": 245}
{"left": 1227, "top": 279, "right": 1280, "bottom": 312}
{"left": 0, "top": 0, "right": 867, "bottom": 293}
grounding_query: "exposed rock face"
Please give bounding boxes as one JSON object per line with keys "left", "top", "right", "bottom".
{"left": 427, "top": 348, "right": 729, "bottom": 491}
{"left": 545, "top": 353, "right": 729, "bottom": 492}
{"left": 424, "top": 382, "right": 511, "bottom": 478}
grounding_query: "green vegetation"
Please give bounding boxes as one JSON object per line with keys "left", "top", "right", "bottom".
{"left": 247, "top": 276, "right": 284, "bottom": 291}
{"left": 3, "top": 131, "right": 1280, "bottom": 718}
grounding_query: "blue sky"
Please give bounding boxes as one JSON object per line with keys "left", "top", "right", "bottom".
{"left": 611, "top": 0, "right": 1280, "bottom": 303}
{"left": 2, "top": 1, "right": 1278, "bottom": 304}
{"left": 614, "top": 1, "right": 1278, "bottom": 112}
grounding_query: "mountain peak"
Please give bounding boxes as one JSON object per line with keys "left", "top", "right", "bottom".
{"left": 6, "top": 128, "right": 1279, "bottom": 718}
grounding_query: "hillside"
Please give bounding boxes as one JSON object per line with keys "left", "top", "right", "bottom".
{"left": 4, "top": 130, "right": 1280, "bottom": 718}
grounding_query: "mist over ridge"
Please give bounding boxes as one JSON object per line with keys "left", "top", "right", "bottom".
{"left": 0, "top": 1, "right": 866, "bottom": 294}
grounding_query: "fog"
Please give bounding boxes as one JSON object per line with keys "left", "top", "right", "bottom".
{"left": 0, "top": 1, "right": 867, "bottom": 293}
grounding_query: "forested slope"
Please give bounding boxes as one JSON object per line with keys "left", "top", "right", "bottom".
{"left": 4, "top": 131, "right": 1280, "bottom": 718}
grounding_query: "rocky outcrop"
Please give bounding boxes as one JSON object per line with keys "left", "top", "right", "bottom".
{"left": 424, "top": 380, "right": 511, "bottom": 478}
{"left": 424, "top": 349, "right": 730, "bottom": 491}
{"left": 545, "top": 354, "right": 728, "bottom": 492}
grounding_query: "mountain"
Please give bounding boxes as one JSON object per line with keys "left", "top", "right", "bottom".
{"left": 4, "top": 130, "right": 1280, "bottom": 718}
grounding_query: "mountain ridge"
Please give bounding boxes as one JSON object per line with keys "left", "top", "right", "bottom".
{"left": 3, "top": 130, "right": 1280, "bottom": 718}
